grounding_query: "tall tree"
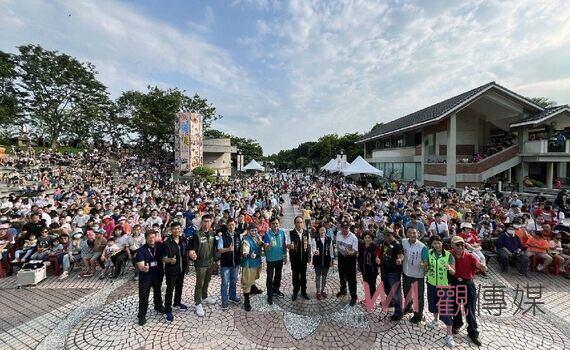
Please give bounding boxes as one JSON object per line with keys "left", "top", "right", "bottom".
{"left": 16, "top": 44, "right": 110, "bottom": 147}
{"left": 117, "top": 86, "right": 221, "bottom": 154}
{"left": 528, "top": 97, "right": 557, "bottom": 108}
{"left": 0, "top": 50, "right": 21, "bottom": 126}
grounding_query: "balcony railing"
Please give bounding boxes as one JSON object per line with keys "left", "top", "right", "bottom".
{"left": 524, "top": 139, "right": 570, "bottom": 154}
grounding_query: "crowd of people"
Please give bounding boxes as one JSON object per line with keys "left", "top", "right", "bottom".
{"left": 1, "top": 147, "right": 569, "bottom": 348}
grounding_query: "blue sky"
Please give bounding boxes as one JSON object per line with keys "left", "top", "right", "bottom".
{"left": 1, "top": 0, "right": 570, "bottom": 154}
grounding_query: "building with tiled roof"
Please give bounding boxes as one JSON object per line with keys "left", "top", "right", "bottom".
{"left": 357, "top": 82, "right": 570, "bottom": 189}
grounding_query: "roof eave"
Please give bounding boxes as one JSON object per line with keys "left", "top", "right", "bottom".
{"left": 510, "top": 107, "right": 570, "bottom": 128}
{"left": 358, "top": 83, "right": 546, "bottom": 144}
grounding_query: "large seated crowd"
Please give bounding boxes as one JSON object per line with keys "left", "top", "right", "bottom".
{"left": 0, "top": 146, "right": 569, "bottom": 348}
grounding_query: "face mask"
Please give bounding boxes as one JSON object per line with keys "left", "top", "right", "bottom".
{"left": 507, "top": 229, "right": 515, "bottom": 236}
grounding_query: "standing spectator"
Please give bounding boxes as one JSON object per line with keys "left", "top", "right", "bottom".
{"left": 241, "top": 223, "right": 263, "bottom": 312}
{"left": 358, "top": 231, "right": 379, "bottom": 298}
{"left": 380, "top": 230, "right": 404, "bottom": 321}
{"left": 263, "top": 217, "right": 288, "bottom": 305}
{"left": 162, "top": 222, "right": 189, "bottom": 321}
{"left": 425, "top": 236, "right": 456, "bottom": 348}
{"left": 450, "top": 236, "right": 486, "bottom": 346}
{"left": 136, "top": 231, "right": 164, "bottom": 326}
{"left": 289, "top": 216, "right": 312, "bottom": 301}
{"left": 218, "top": 218, "right": 242, "bottom": 310}
{"left": 311, "top": 226, "right": 334, "bottom": 300}
{"left": 402, "top": 227, "right": 428, "bottom": 324}
{"left": 336, "top": 221, "right": 359, "bottom": 306}
{"left": 189, "top": 215, "right": 217, "bottom": 317}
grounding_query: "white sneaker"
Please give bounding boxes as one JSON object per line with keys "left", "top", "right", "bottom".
{"left": 203, "top": 296, "right": 217, "bottom": 305}
{"left": 195, "top": 304, "right": 205, "bottom": 317}
{"left": 59, "top": 271, "right": 69, "bottom": 280}
{"left": 537, "top": 264, "right": 544, "bottom": 271}
{"left": 444, "top": 335, "right": 455, "bottom": 347}
{"left": 426, "top": 319, "right": 438, "bottom": 329}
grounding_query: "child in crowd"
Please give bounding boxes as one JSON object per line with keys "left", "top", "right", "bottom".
{"left": 549, "top": 232, "right": 569, "bottom": 274}
{"left": 99, "top": 237, "right": 120, "bottom": 279}
{"left": 12, "top": 233, "right": 37, "bottom": 263}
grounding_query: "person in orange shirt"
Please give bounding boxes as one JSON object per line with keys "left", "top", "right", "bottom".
{"left": 525, "top": 231, "right": 553, "bottom": 272}
{"left": 513, "top": 224, "right": 530, "bottom": 249}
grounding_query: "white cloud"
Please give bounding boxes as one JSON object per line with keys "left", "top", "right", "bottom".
{"left": 0, "top": 0, "right": 254, "bottom": 96}
{"left": 2, "top": 0, "right": 569, "bottom": 155}
{"left": 240, "top": 0, "right": 570, "bottom": 153}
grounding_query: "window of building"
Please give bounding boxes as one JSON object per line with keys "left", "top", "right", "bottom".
{"left": 403, "top": 163, "right": 416, "bottom": 180}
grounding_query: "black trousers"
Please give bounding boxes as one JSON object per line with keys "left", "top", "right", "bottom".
{"left": 266, "top": 260, "right": 283, "bottom": 298}
{"left": 402, "top": 275, "right": 425, "bottom": 317}
{"left": 138, "top": 276, "right": 163, "bottom": 318}
{"left": 291, "top": 262, "right": 308, "bottom": 295}
{"left": 452, "top": 279, "right": 479, "bottom": 338}
{"left": 338, "top": 254, "right": 357, "bottom": 299}
{"left": 164, "top": 273, "right": 184, "bottom": 313}
{"left": 111, "top": 250, "right": 128, "bottom": 276}
{"left": 362, "top": 270, "right": 377, "bottom": 297}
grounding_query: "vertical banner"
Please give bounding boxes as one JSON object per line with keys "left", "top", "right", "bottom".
{"left": 175, "top": 111, "right": 203, "bottom": 172}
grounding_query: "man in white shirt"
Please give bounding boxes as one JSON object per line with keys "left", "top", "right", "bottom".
{"left": 402, "top": 227, "right": 428, "bottom": 324}
{"left": 429, "top": 213, "right": 449, "bottom": 238}
{"left": 335, "top": 221, "right": 359, "bottom": 306}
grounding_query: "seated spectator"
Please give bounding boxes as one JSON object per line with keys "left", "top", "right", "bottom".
{"left": 496, "top": 225, "right": 529, "bottom": 276}
{"left": 12, "top": 233, "right": 37, "bottom": 263}
{"left": 526, "top": 231, "right": 552, "bottom": 272}
{"left": 100, "top": 237, "right": 121, "bottom": 279}
{"left": 459, "top": 223, "right": 486, "bottom": 265}
{"left": 549, "top": 231, "right": 569, "bottom": 274}
{"left": 59, "top": 230, "right": 84, "bottom": 280}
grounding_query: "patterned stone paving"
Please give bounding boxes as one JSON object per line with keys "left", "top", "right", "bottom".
{"left": 0, "top": 195, "right": 568, "bottom": 349}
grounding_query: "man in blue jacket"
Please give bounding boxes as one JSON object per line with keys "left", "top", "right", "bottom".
{"left": 263, "top": 217, "right": 288, "bottom": 305}
{"left": 496, "top": 224, "right": 529, "bottom": 276}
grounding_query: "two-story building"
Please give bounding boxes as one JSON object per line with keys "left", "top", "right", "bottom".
{"left": 357, "top": 82, "right": 570, "bottom": 189}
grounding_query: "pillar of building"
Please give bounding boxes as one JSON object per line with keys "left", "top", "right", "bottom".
{"left": 557, "top": 162, "right": 567, "bottom": 180}
{"left": 446, "top": 114, "right": 457, "bottom": 187}
{"left": 546, "top": 162, "right": 554, "bottom": 189}
{"left": 517, "top": 162, "right": 529, "bottom": 191}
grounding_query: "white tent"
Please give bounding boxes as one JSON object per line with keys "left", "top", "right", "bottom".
{"left": 342, "top": 156, "right": 383, "bottom": 176}
{"left": 327, "top": 158, "right": 350, "bottom": 172}
{"left": 320, "top": 159, "right": 336, "bottom": 171}
{"left": 242, "top": 159, "right": 265, "bottom": 171}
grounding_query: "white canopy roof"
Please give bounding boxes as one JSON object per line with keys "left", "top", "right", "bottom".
{"left": 342, "top": 156, "right": 383, "bottom": 176}
{"left": 320, "top": 159, "right": 336, "bottom": 171}
{"left": 326, "top": 157, "right": 350, "bottom": 172}
{"left": 242, "top": 159, "right": 265, "bottom": 171}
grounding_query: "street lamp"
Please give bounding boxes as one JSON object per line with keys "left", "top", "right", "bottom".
{"left": 237, "top": 149, "right": 243, "bottom": 171}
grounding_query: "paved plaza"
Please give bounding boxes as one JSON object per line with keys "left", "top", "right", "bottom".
{"left": 0, "top": 199, "right": 569, "bottom": 350}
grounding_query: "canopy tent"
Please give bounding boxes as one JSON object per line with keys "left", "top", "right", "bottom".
{"left": 242, "top": 159, "right": 265, "bottom": 171}
{"left": 342, "top": 156, "right": 383, "bottom": 176}
{"left": 320, "top": 159, "right": 336, "bottom": 171}
{"left": 326, "top": 158, "right": 350, "bottom": 172}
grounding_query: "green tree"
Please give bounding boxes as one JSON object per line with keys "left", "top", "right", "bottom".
{"left": 528, "top": 97, "right": 557, "bottom": 108}
{"left": 192, "top": 165, "right": 215, "bottom": 178}
{"left": 16, "top": 44, "right": 110, "bottom": 147}
{"left": 0, "top": 50, "right": 21, "bottom": 127}
{"left": 117, "top": 86, "right": 221, "bottom": 154}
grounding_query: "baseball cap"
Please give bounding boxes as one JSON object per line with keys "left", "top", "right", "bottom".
{"left": 451, "top": 236, "right": 465, "bottom": 245}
